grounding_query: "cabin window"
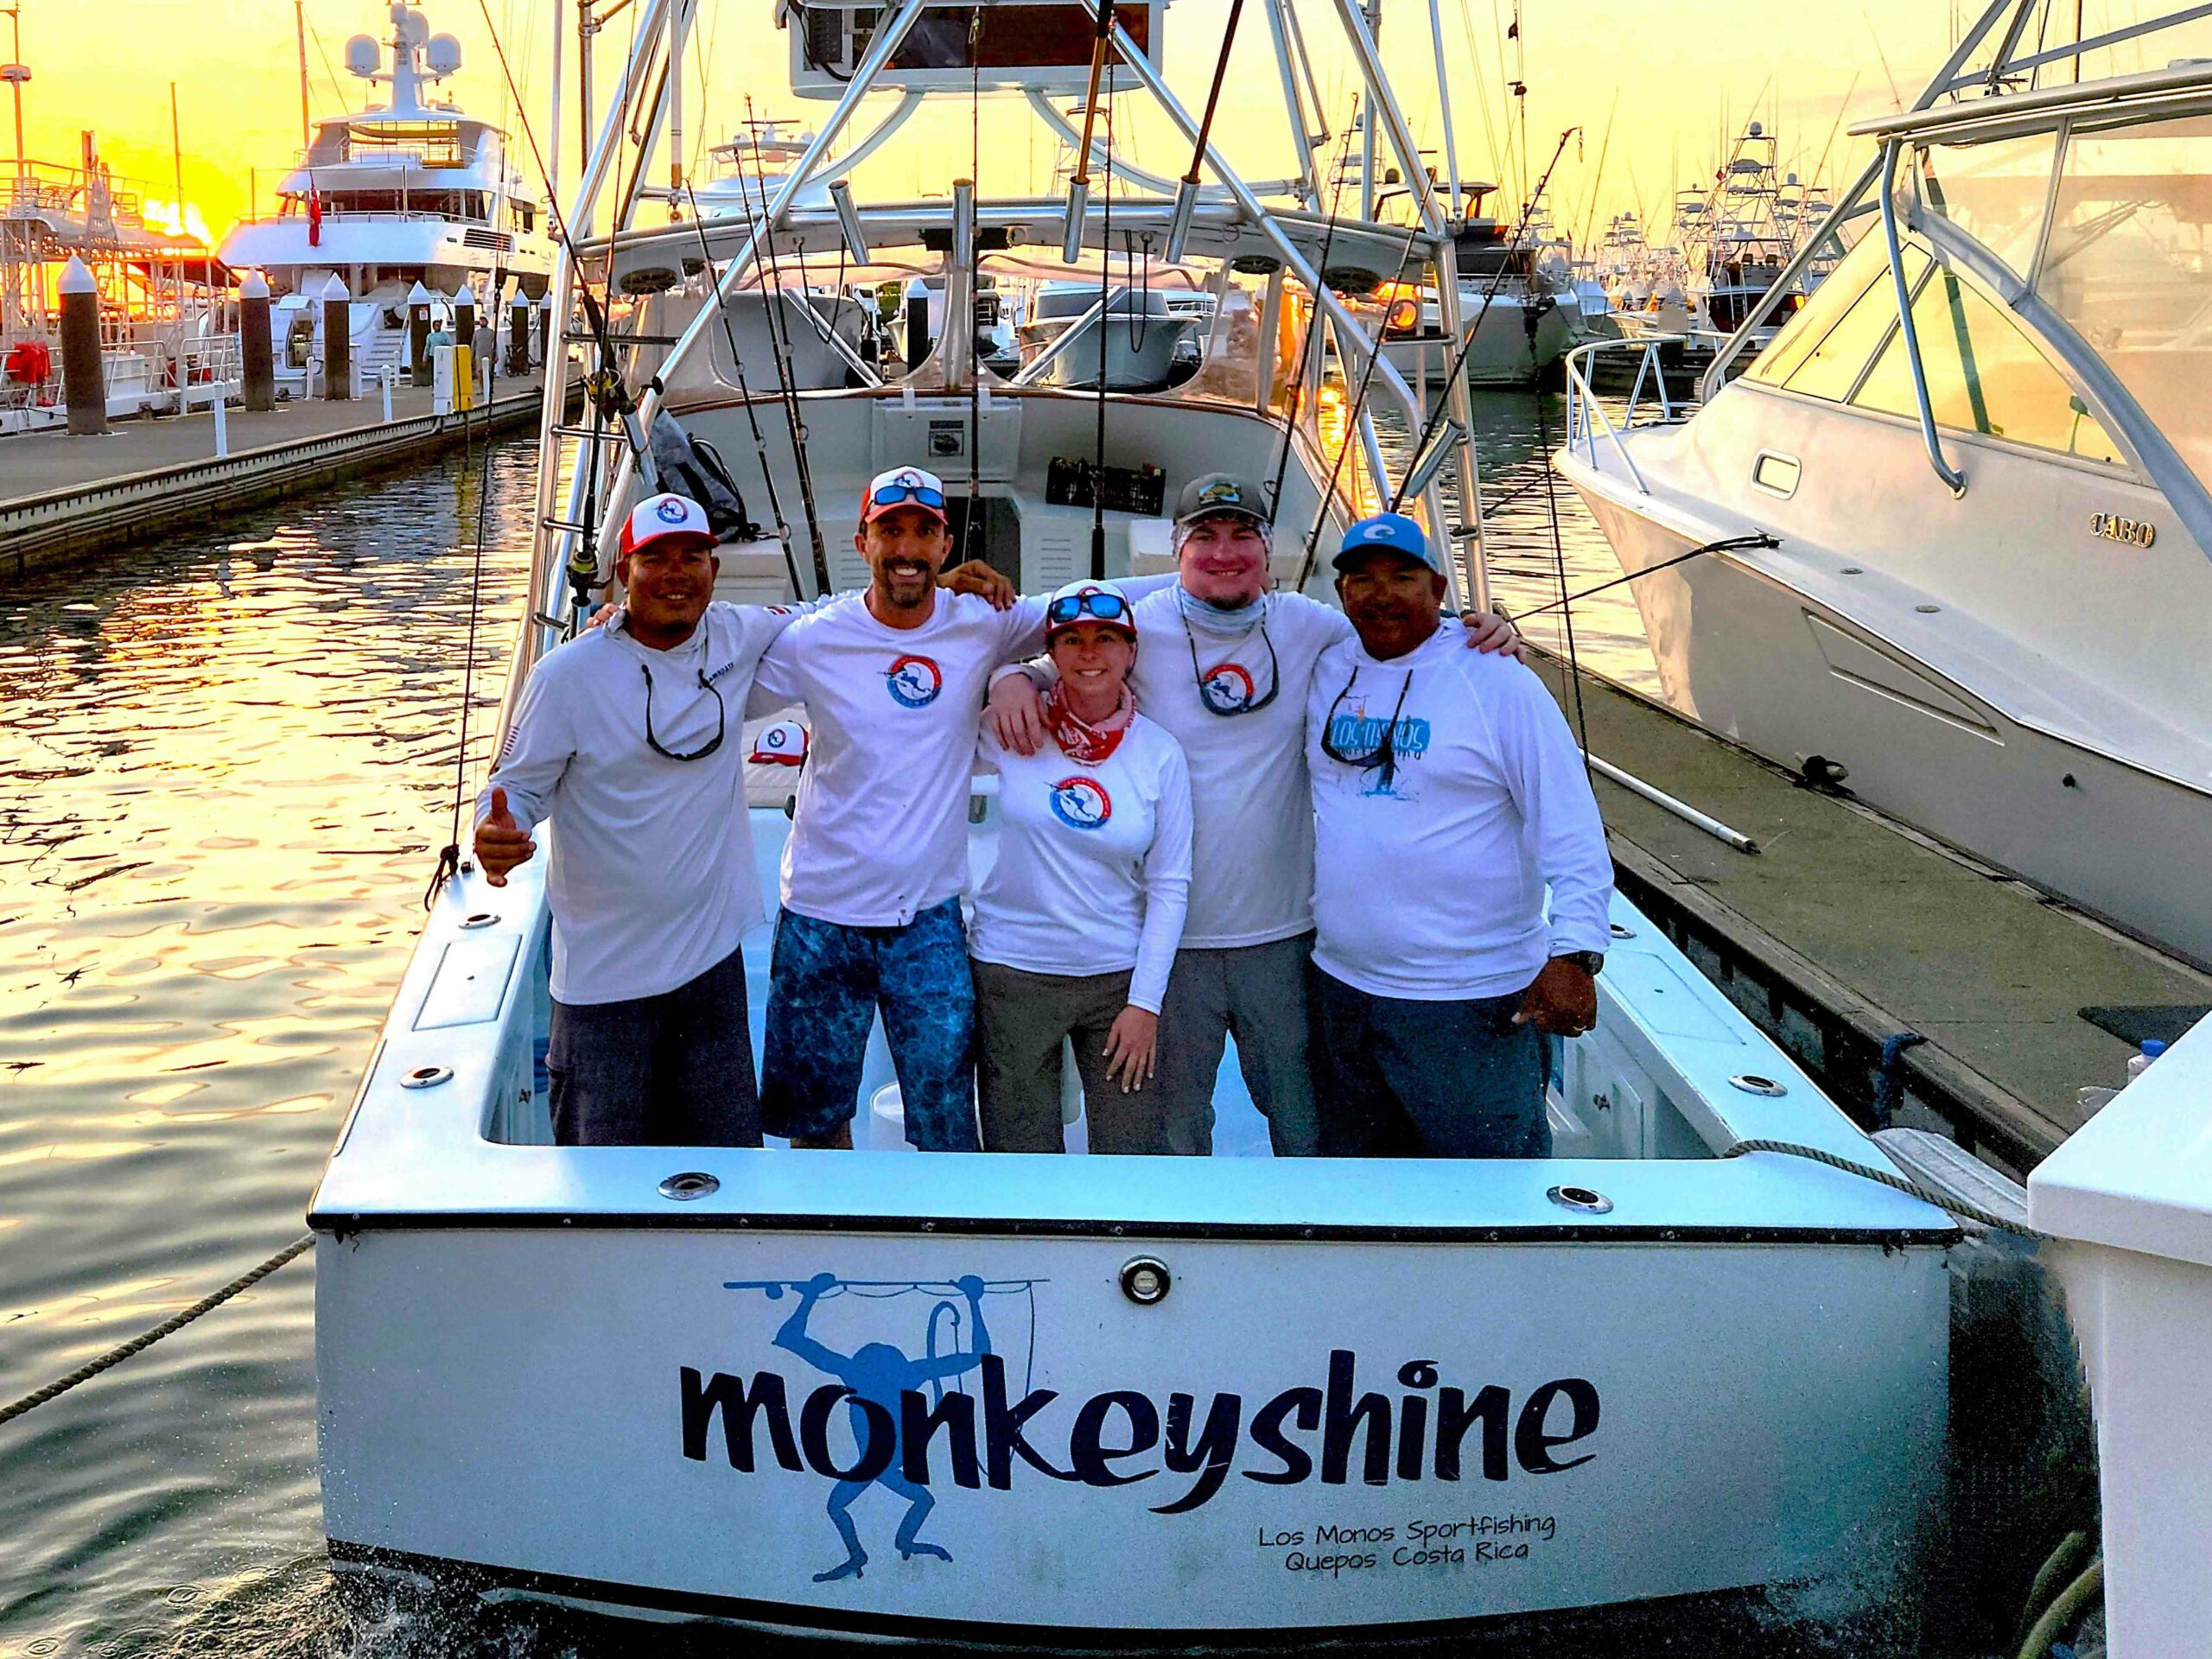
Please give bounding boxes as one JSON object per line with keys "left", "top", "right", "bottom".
{"left": 2037, "top": 111, "right": 2212, "bottom": 488}
{"left": 1774, "top": 244, "right": 1929, "bottom": 403}
{"left": 1914, "top": 130, "right": 2058, "bottom": 279}
{"left": 1853, "top": 260, "right": 2122, "bottom": 463}
{"left": 1745, "top": 226, "right": 1890, "bottom": 388}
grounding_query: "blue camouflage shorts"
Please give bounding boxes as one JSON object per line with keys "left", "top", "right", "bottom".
{"left": 760, "top": 896, "right": 980, "bottom": 1150}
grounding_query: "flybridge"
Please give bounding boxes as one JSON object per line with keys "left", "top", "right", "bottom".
{"left": 780, "top": 0, "right": 1168, "bottom": 98}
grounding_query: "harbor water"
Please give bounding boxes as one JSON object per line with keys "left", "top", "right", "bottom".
{"left": 0, "top": 394, "right": 1661, "bottom": 1657}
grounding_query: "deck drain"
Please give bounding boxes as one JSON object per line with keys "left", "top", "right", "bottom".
{"left": 1729, "top": 1073, "right": 1789, "bottom": 1097}
{"left": 459, "top": 911, "right": 500, "bottom": 930}
{"left": 400, "top": 1065, "right": 453, "bottom": 1090}
{"left": 658, "top": 1172, "right": 721, "bottom": 1202}
{"left": 1119, "top": 1255, "right": 1172, "bottom": 1305}
{"left": 1547, "top": 1185, "right": 1613, "bottom": 1215}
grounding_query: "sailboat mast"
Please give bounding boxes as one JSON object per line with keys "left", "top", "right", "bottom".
{"left": 295, "top": 0, "right": 311, "bottom": 152}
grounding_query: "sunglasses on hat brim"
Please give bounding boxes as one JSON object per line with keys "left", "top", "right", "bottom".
{"left": 1046, "top": 590, "right": 1135, "bottom": 630}
{"left": 866, "top": 480, "right": 948, "bottom": 514}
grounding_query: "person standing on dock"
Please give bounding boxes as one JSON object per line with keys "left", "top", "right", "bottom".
{"left": 985, "top": 474, "right": 1522, "bottom": 1157}
{"left": 1306, "top": 512, "right": 1613, "bottom": 1159}
{"left": 468, "top": 491, "right": 1007, "bottom": 1147}
{"left": 750, "top": 467, "right": 1181, "bottom": 1154}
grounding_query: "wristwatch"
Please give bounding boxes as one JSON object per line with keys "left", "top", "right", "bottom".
{"left": 1555, "top": 950, "right": 1605, "bottom": 977}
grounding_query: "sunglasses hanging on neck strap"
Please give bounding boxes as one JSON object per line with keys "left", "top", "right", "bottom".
{"left": 639, "top": 663, "right": 727, "bottom": 762}
{"left": 1182, "top": 611, "right": 1281, "bottom": 715}
{"left": 1319, "top": 668, "right": 1414, "bottom": 790}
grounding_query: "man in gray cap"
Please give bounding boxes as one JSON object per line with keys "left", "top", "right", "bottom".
{"left": 988, "top": 472, "right": 1520, "bottom": 1155}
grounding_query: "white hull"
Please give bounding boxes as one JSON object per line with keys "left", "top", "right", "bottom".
{"left": 318, "top": 1223, "right": 1944, "bottom": 1638}
{"left": 1558, "top": 384, "right": 2212, "bottom": 963}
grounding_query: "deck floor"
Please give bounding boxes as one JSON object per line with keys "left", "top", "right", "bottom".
{"left": 1529, "top": 653, "right": 2212, "bottom": 1166}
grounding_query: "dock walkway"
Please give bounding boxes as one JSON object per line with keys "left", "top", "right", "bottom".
{"left": 0, "top": 376, "right": 546, "bottom": 577}
{"left": 1534, "top": 655, "right": 2212, "bottom": 1172}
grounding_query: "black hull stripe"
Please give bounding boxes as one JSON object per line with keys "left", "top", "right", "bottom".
{"left": 327, "top": 1536, "right": 1776, "bottom": 1650}
{"left": 307, "top": 1209, "right": 1958, "bottom": 1246}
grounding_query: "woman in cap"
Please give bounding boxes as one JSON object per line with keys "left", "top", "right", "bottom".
{"left": 969, "top": 579, "right": 1192, "bottom": 1154}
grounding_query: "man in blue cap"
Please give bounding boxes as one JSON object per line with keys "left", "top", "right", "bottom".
{"left": 1306, "top": 512, "right": 1614, "bottom": 1157}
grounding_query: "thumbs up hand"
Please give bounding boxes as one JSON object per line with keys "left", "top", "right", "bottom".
{"left": 474, "top": 785, "right": 537, "bottom": 887}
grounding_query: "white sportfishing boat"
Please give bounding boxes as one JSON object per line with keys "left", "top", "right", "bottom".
{"left": 218, "top": 3, "right": 554, "bottom": 391}
{"left": 310, "top": 0, "right": 1958, "bottom": 1644}
{"left": 1560, "top": 0, "right": 2212, "bottom": 966}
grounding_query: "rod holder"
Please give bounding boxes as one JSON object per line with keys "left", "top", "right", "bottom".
{"left": 950, "top": 178, "right": 976, "bottom": 271}
{"left": 1060, "top": 177, "right": 1090, "bottom": 264}
{"left": 1164, "top": 176, "right": 1200, "bottom": 264}
{"left": 829, "top": 180, "right": 870, "bottom": 262}
{"left": 1397, "top": 416, "right": 1465, "bottom": 505}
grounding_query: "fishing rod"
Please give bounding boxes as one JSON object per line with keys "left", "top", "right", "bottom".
{"left": 473, "top": 0, "right": 655, "bottom": 474}
{"left": 1386, "top": 124, "right": 1580, "bottom": 515}
{"left": 1089, "top": 64, "right": 1115, "bottom": 580}
{"left": 965, "top": 6, "right": 986, "bottom": 574}
{"left": 1263, "top": 101, "right": 1362, "bottom": 518}
{"left": 1292, "top": 206, "right": 1433, "bottom": 590}
{"left": 1162, "top": 0, "right": 1245, "bottom": 263}
{"left": 682, "top": 179, "right": 807, "bottom": 600}
{"left": 738, "top": 98, "right": 834, "bottom": 594}
{"left": 1505, "top": 531, "right": 1780, "bottom": 621}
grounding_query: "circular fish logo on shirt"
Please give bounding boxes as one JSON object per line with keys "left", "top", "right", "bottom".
{"left": 1050, "top": 776, "right": 1113, "bottom": 830}
{"left": 885, "top": 654, "right": 944, "bottom": 709}
{"left": 1200, "top": 661, "right": 1257, "bottom": 713}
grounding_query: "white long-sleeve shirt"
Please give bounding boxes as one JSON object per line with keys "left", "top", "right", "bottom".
{"left": 1305, "top": 618, "right": 1615, "bottom": 1001}
{"left": 477, "top": 600, "right": 810, "bottom": 1006}
{"left": 754, "top": 577, "right": 1178, "bottom": 928}
{"left": 969, "top": 718, "right": 1193, "bottom": 1011}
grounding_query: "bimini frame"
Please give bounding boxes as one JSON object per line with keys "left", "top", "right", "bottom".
{"left": 512, "top": 0, "right": 1491, "bottom": 737}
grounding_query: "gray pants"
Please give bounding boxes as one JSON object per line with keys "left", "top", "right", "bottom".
{"left": 546, "top": 944, "right": 760, "bottom": 1147}
{"left": 971, "top": 958, "right": 1164, "bottom": 1154}
{"left": 1152, "top": 933, "right": 1321, "bottom": 1157}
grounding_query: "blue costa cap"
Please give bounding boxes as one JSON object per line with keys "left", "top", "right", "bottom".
{"left": 1332, "top": 512, "right": 1444, "bottom": 576}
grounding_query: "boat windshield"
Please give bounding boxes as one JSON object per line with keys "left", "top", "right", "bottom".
{"left": 2034, "top": 111, "right": 2212, "bottom": 490}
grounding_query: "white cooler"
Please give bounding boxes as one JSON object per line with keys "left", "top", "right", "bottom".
{"left": 2027, "top": 1014, "right": 2212, "bottom": 1656}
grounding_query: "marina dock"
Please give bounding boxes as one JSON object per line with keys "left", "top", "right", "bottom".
{"left": 0, "top": 377, "right": 548, "bottom": 577}
{"left": 1534, "top": 653, "right": 2212, "bottom": 1173}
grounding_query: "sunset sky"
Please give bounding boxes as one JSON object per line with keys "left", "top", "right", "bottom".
{"left": 10, "top": 0, "right": 2182, "bottom": 253}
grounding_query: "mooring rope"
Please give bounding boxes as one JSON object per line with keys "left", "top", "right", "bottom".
{"left": 1721, "top": 1138, "right": 2044, "bottom": 1239}
{"left": 0, "top": 1233, "right": 315, "bottom": 1429}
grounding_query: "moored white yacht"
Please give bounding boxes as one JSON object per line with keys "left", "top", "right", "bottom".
{"left": 1560, "top": 1, "right": 2212, "bottom": 965}
{"left": 217, "top": 3, "right": 553, "bottom": 391}
{"left": 309, "top": 0, "right": 1957, "bottom": 1643}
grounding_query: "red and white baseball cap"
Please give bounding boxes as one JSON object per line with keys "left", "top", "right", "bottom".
{"left": 860, "top": 465, "right": 949, "bottom": 527}
{"left": 620, "top": 492, "right": 717, "bottom": 557}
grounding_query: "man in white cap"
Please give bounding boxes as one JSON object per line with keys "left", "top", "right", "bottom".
{"left": 1307, "top": 513, "right": 1611, "bottom": 1156}
{"left": 987, "top": 471, "right": 1520, "bottom": 1155}
{"left": 472, "top": 490, "right": 1006, "bottom": 1146}
{"left": 751, "top": 467, "right": 1179, "bottom": 1153}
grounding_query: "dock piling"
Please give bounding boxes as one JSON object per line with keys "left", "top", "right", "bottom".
{"left": 212, "top": 388, "right": 228, "bottom": 458}
{"left": 507, "top": 296, "right": 530, "bottom": 375}
{"left": 454, "top": 286, "right": 477, "bottom": 368}
{"left": 322, "top": 274, "right": 353, "bottom": 402}
{"left": 59, "top": 256, "right": 108, "bottom": 436}
{"left": 240, "top": 273, "right": 275, "bottom": 413}
{"left": 407, "top": 282, "right": 434, "bottom": 387}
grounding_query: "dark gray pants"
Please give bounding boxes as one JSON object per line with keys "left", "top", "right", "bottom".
{"left": 1308, "top": 964, "right": 1552, "bottom": 1159}
{"left": 1151, "top": 933, "right": 1322, "bottom": 1158}
{"left": 547, "top": 944, "right": 760, "bottom": 1147}
{"left": 971, "top": 957, "right": 1164, "bottom": 1154}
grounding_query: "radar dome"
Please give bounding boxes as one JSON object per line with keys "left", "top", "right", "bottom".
{"left": 344, "top": 34, "right": 380, "bottom": 77}
{"left": 425, "top": 33, "right": 462, "bottom": 75}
